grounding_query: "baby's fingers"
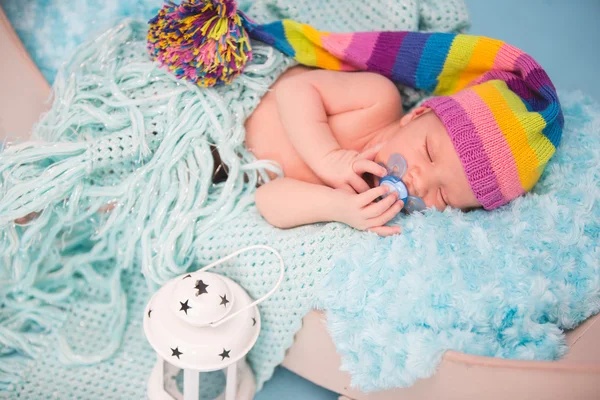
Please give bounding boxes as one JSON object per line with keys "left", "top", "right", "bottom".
{"left": 358, "top": 185, "right": 390, "bottom": 205}
{"left": 362, "top": 190, "right": 398, "bottom": 218}
{"left": 353, "top": 159, "right": 387, "bottom": 177}
{"left": 339, "top": 183, "right": 356, "bottom": 194}
{"left": 349, "top": 174, "right": 371, "bottom": 194}
{"left": 358, "top": 144, "right": 384, "bottom": 161}
{"left": 368, "top": 199, "right": 404, "bottom": 227}
{"left": 368, "top": 225, "right": 401, "bottom": 236}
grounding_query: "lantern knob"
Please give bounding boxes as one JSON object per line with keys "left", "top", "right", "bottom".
{"left": 171, "top": 272, "right": 234, "bottom": 327}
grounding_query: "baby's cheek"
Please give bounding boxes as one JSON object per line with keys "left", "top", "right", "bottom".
{"left": 423, "top": 193, "right": 443, "bottom": 211}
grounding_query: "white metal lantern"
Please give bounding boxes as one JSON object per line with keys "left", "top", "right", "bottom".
{"left": 143, "top": 245, "right": 285, "bottom": 400}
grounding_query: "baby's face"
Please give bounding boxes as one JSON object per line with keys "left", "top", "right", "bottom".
{"left": 375, "top": 107, "right": 480, "bottom": 211}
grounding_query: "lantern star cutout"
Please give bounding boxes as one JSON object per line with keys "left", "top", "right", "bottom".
{"left": 179, "top": 300, "right": 192, "bottom": 314}
{"left": 220, "top": 294, "right": 230, "bottom": 307}
{"left": 182, "top": 274, "right": 192, "bottom": 279}
{"left": 147, "top": 309, "right": 152, "bottom": 318}
{"left": 171, "top": 347, "right": 183, "bottom": 359}
{"left": 195, "top": 280, "right": 209, "bottom": 296}
{"left": 219, "top": 348, "right": 231, "bottom": 360}
{"left": 252, "top": 317, "right": 256, "bottom": 326}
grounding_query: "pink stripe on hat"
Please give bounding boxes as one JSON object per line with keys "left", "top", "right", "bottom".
{"left": 493, "top": 44, "right": 524, "bottom": 71}
{"left": 342, "top": 32, "right": 380, "bottom": 70}
{"left": 323, "top": 33, "right": 359, "bottom": 71}
{"left": 453, "top": 89, "right": 525, "bottom": 201}
{"left": 424, "top": 96, "right": 507, "bottom": 209}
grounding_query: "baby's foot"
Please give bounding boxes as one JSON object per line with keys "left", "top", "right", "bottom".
{"left": 13, "top": 202, "right": 115, "bottom": 225}
{"left": 14, "top": 212, "right": 41, "bottom": 225}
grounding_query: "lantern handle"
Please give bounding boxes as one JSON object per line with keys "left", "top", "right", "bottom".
{"left": 196, "top": 245, "right": 285, "bottom": 327}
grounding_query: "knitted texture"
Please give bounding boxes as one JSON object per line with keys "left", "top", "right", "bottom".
{"left": 147, "top": 0, "right": 254, "bottom": 87}
{"left": 319, "top": 91, "right": 600, "bottom": 390}
{"left": 0, "top": 0, "right": 471, "bottom": 396}
{"left": 0, "top": 19, "right": 293, "bottom": 393}
{"left": 0, "top": 0, "right": 471, "bottom": 83}
{"left": 2, "top": 0, "right": 470, "bottom": 106}
{"left": 244, "top": 24, "right": 563, "bottom": 209}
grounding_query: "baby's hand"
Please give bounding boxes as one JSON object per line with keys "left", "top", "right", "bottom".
{"left": 335, "top": 185, "right": 403, "bottom": 236}
{"left": 316, "top": 146, "right": 387, "bottom": 194}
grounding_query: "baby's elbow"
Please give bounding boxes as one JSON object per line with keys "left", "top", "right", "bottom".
{"left": 255, "top": 185, "right": 289, "bottom": 229}
{"left": 274, "top": 78, "right": 303, "bottom": 106}
{"left": 255, "top": 186, "right": 271, "bottom": 220}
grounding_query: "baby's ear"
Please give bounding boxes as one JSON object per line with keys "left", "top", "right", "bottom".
{"left": 399, "top": 106, "right": 431, "bottom": 127}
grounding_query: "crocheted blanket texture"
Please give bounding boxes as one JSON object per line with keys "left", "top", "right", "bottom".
{"left": 0, "top": 1, "right": 474, "bottom": 397}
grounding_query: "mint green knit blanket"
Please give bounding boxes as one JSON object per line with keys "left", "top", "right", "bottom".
{"left": 0, "top": 1, "right": 471, "bottom": 397}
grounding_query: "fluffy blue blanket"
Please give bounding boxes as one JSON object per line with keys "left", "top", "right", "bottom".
{"left": 317, "top": 91, "right": 600, "bottom": 390}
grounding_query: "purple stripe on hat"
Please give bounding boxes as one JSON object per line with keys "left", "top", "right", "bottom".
{"left": 516, "top": 54, "right": 554, "bottom": 91}
{"left": 471, "top": 71, "right": 556, "bottom": 117}
{"left": 556, "top": 99, "right": 564, "bottom": 129}
{"left": 366, "top": 32, "right": 407, "bottom": 79}
{"left": 392, "top": 32, "right": 431, "bottom": 87}
{"left": 423, "top": 96, "right": 507, "bottom": 209}
{"left": 470, "top": 71, "right": 560, "bottom": 147}
{"left": 344, "top": 32, "right": 381, "bottom": 70}
{"left": 470, "top": 70, "right": 531, "bottom": 97}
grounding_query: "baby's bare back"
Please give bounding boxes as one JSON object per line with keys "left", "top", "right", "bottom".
{"left": 245, "top": 66, "right": 321, "bottom": 183}
{"left": 244, "top": 66, "right": 398, "bottom": 184}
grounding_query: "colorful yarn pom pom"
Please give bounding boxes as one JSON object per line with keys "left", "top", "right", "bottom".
{"left": 147, "top": 0, "right": 252, "bottom": 87}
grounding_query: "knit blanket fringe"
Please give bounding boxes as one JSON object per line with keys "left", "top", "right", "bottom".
{"left": 0, "top": 19, "right": 291, "bottom": 390}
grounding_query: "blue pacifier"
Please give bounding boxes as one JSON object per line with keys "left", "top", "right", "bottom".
{"left": 378, "top": 153, "right": 426, "bottom": 214}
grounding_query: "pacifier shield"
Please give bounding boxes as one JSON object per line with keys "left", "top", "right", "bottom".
{"left": 387, "top": 153, "right": 407, "bottom": 179}
{"left": 403, "top": 196, "right": 426, "bottom": 213}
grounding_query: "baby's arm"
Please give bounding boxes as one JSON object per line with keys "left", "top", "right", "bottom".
{"left": 275, "top": 70, "right": 401, "bottom": 192}
{"left": 256, "top": 178, "right": 403, "bottom": 236}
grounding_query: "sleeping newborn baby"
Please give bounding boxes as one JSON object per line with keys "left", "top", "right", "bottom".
{"left": 248, "top": 66, "right": 478, "bottom": 236}
{"left": 229, "top": 24, "right": 561, "bottom": 237}
{"left": 244, "top": 36, "right": 562, "bottom": 236}
{"left": 13, "top": 21, "right": 563, "bottom": 238}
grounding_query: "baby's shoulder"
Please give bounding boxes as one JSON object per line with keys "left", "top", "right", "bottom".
{"left": 344, "top": 71, "right": 401, "bottom": 101}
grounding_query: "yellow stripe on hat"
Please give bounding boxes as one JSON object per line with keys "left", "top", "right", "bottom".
{"left": 434, "top": 35, "right": 479, "bottom": 95}
{"left": 491, "top": 81, "right": 554, "bottom": 153}
{"left": 454, "top": 37, "right": 504, "bottom": 92}
{"left": 281, "top": 21, "right": 341, "bottom": 70}
{"left": 490, "top": 81, "right": 555, "bottom": 188}
{"left": 472, "top": 81, "right": 552, "bottom": 191}
{"left": 282, "top": 20, "right": 315, "bottom": 67}
{"left": 302, "top": 26, "right": 341, "bottom": 70}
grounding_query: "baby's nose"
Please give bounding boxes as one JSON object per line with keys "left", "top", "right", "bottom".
{"left": 404, "top": 169, "right": 424, "bottom": 197}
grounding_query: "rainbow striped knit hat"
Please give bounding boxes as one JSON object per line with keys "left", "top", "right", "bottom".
{"left": 148, "top": 0, "right": 563, "bottom": 210}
